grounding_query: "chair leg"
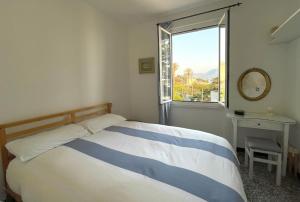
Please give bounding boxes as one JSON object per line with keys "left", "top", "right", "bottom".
{"left": 268, "top": 154, "right": 272, "bottom": 172}
{"left": 276, "top": 154, "right": 282, "bottom": 186}
{"left": 288, "top": 153, "right": 293, "bottom": 173}
{"left": 249, "top": 149, "right": 254, "bottom": 179}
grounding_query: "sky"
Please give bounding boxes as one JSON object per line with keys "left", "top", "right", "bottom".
{"left": 172, "top": 27, "right": 220, "bottom": 75}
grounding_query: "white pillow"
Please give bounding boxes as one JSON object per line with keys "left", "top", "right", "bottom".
{"left": 6, "top": 124, "right": 89, "bottom": 162}
{"left": 79, "top": 113, "right": 126, "bottom": 134}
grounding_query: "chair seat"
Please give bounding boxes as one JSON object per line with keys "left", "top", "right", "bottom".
{"left": 246, "top": 137, "right": 281, "bottom": 153}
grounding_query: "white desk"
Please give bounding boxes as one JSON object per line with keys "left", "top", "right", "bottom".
{"left": 228, "top": 112, "right": 296, "bottom": 176}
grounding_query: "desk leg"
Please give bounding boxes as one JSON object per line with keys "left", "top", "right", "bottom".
{"left": 232, "top": 119, "right": 237, "bottom": 152}
{"left": 282, "top": 124, "right": 289, "bottom": 176}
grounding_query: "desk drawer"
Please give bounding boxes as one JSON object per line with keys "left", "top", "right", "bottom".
{"left": 238, "top": 119, "right": 283, "bottom": 131}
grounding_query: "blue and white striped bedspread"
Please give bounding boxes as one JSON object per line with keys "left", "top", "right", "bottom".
{"left": 65, "top": 121, "right": 246, "bottom": 202}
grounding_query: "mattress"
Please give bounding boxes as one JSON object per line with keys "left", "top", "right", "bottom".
{"left": 7, "top": 121, "right": 246, "bottom": 202}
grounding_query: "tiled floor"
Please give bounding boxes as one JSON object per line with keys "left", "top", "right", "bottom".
{"left": 238, "top": 151, "right": 300, "bottom": 202}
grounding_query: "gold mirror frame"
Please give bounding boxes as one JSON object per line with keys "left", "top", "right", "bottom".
{"left": 238, "top": 68, "right": 271, "bottom": 101}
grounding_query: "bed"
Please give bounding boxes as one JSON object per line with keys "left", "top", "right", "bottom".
{"left": 0, "top": 103, "right": 247, "bottom": 202}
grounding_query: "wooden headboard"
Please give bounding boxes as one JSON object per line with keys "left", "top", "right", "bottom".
{"left": 0, "top": 103, "right": 112, "bottom": 181}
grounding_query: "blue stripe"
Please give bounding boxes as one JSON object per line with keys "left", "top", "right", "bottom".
{"left": 64, "top": 139, "right": 244, "bottom": 202}
{"left": 105, "top": 126, "right": 239, "bottom": 167}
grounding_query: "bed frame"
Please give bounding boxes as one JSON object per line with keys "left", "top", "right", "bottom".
{"left": 0, "top": 103, "right": 112, "bottom": 202}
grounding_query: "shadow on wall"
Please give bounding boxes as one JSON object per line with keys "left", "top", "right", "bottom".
{"left": 169, "top": 105, "right": 233, "bottom": 142}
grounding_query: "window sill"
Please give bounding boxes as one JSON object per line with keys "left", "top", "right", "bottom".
{"left": 171, "top": 101, "right": 225, "bottom": 110}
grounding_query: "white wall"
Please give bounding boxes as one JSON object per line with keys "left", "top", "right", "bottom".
{"left": 286, "top": 37, "right": 300, "bottom": 148}
{"left": 0, "top": 0, "right": 130, "bottom": 199}
{"left": 128, "top": 0, "right": 300, "bottom": 146}
{"left": 0, "top": 0, "right": 131, "bottom": 122}
{"left": 128, "top": 22, "right": 159, "bottom": 123}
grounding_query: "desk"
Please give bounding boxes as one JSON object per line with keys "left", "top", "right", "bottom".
{"left": 228, "top": 113, "right": 296, "bottom": 176}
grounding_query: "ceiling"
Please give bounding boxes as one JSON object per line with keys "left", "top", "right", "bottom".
{"left": 86, "top": 0, "right": 225, "bottom": 23}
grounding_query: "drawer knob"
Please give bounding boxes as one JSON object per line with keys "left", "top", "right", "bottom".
{"left": 257, "top": 123, "right": 261, "bottom": 126}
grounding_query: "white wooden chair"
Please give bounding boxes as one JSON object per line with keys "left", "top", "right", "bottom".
{"left": 245, "top": 136, "right": 282, "bottom": 186}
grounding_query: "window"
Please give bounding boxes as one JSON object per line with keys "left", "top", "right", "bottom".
{"left": 158, "top": 10, "right": 230, "bottom": 107}
{"left": 219, "top": 26, "right": 226, "bottom": 103}
{"left": 172, "top": 26, "right": 226, "bottom": 103}
{"left": 159, "top": 27, "right": 172, "bottom": 103}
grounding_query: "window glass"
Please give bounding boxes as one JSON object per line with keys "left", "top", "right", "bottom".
{"left": 172, "top": 27, "right": 219, "bottom": 102}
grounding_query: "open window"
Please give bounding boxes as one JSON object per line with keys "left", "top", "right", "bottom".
{"left": 158, "top": 10, "right": 230, "bottom": 107}
{"left": 158, "top": 26, "right": 172, "bottom": 104}
{"left": 218, "top": 10, "right": 230, "bottom": 107}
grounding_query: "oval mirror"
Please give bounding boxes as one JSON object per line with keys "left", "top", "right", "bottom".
{"left": 238, "top": 68, "right": 271, "bottom": 101}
